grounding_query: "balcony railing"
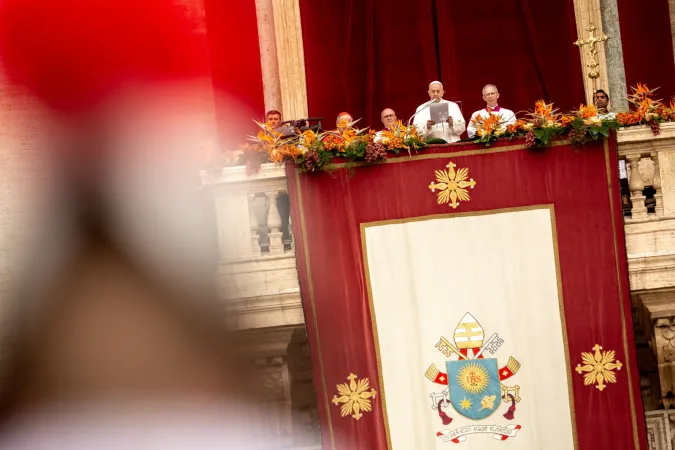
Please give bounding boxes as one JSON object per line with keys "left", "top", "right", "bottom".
{"left": 201, "top": 163, "right": 303, "bottom": 330}
{"left": 617, "top": 123, "right": 675, "bottom": 292}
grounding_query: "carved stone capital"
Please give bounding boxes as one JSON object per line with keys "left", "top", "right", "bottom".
{"left": 635, "top": 291, "right": 675, "bottom": 408}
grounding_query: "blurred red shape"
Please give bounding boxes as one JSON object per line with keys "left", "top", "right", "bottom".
{"left": 0, "top": 0, "right": 209, "bottom": 113}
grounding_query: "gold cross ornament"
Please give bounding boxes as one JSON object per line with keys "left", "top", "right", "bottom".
{"left": 574, "top": 24, "right": 609, "bottom": 79}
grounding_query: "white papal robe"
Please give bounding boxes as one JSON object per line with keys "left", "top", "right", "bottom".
{"left": 413, "top": 99, "right": 466, "bottom": 143}
{"left": 467, "top": 106, "right": 516, "bottom": 137}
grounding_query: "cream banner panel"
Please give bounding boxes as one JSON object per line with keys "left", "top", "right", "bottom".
{"left": 363, "top": 207, "right": 575, "bottom": 449}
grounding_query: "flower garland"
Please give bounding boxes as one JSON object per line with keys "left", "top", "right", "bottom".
{"left": 471, "top": 84, "right": 674, "bottom": 148}
{"left": 240, "top": 83, "right": 675, "bottom": 173}
{"left": 243, "top": 119, "right": 427, "bottom": 172}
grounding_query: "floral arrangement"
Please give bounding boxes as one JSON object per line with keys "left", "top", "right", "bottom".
{"left": 470, "top": 113, "right": 510, "bottom": 146}
{"left": 471, "top": 84, "right": 675, "bottom": 149}
{"left": 243, "top": 119, "right": 427, "bottom": 172}
{"left": 240, "top": 83, "right": 675, "bottom": 173}
{"left": 615, "top": 83, "right": 674, "bottom": 136}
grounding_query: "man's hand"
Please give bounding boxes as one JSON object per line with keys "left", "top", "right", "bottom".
{"left": 447, "top": 117, "right": 454, "bottom": 127}
{"left": 426, "top": 120, "right": 435, "bottom": 130}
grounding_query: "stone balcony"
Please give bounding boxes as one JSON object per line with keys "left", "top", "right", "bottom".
{"left": 203, "top": 127, "right": 675, "bottom": 450}
{"left": 201, "top": 163, "right": 303, "bottom": 331}
{"left": 617, "top": 123, "right": 675, "bottom": 450}
{"left": 201, "top": 163, "right": 319, "bottom": 449}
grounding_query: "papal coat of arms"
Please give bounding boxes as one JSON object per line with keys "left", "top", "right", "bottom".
{"left": 425, "top": 313, "right": 523, "bottom": 443}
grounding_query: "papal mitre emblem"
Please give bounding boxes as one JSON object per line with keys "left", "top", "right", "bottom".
{"left": 454, "top": 313, "right": 485, "bottom": 357}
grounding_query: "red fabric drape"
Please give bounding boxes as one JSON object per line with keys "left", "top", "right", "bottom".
{"left": 299, "top": 0, "right": 439, "bottom": 129}
{"left": 300, "top": 0, "right": 585, "bottom": 130}
{"left": 205, "top": 0, "right": 265, "bottom": 149}
{"left": 617, "top": 0, "right": 675, "bottom": 100}
{"left": 436, "top": 0, "right": 585, "bottom": 118}
{"left": 287, "top": 138, "right": 647, "bottom": 449}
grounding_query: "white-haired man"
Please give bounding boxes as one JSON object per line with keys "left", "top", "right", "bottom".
{"left": 467, "top": 84, "right": 516, "bottom": 138}
{"left": 413, "top": 81, "right": 465, "bottom": 143}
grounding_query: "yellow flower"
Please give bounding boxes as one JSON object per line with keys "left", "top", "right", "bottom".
{"left": 302, "top": 129, "right": 317, "bottom": 146}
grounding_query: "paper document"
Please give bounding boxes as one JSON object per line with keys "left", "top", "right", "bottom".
{"left": 430, "top": 102, "right": 449, "bottom": 123}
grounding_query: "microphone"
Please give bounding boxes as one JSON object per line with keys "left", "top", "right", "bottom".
{"left": 407, "top": 99, "right": 436, "bottom": 126}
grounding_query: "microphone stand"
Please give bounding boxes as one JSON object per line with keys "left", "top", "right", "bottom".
{"left": 407, "top": 99, "right": 437, "bottom": 127}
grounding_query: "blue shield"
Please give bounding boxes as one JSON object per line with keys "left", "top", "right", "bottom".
{"left": 447, "top": 358, "right": 501, "bottom": 420}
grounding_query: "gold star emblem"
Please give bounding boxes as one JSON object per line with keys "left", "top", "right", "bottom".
{"left": 332, "top": 373, "right": 377, "bottom": 420}
{"left": 575, "top": 344, "right": 623, "bottom": 391}
{"left": 428, "top": 161, "right": 476, "bottom": 209}
{"left": 459, "top": 397, "right": 472, "bottom": 410}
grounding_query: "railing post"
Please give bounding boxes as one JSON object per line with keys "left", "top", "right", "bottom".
{"left": 651, "top": 152, "right": 664, "bottom": 218}
{"left": 267, "top": 191, "right": 284, "bottom": 255}
{"left": 627, "top": 153, "right": 648, "bottom": 220}
{"left": 249, "top": 193, "right": 263, "bottom": 257}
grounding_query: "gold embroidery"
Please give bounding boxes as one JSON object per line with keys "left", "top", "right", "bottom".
{"left": 575, "top": 344, "right": 623, "bottom": 391}
{"left": 428, "top": 161, "right": 477, "bottom": 209}
{"left": 332, "top": 373, "right": 377, "bottom": 420}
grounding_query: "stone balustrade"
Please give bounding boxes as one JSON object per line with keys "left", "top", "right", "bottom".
{"left": 618, "top": 123, "right": 675, "bottom": 450}
{"left": 201, "top": 163, "right": 320, "bottom": 448}
{"left": 201, "top": 162, "right": 304, "bottom": 331}
{"left": 618, "top": 123, "right": 675, "bottom": 292}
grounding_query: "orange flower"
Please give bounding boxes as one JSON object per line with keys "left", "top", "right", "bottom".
{"left": 534, "top": 100, "right": 555, "bottom": 119}
{"left": 322, "top": 133, "right": 344, "bottom": 152}
{"left": 472, "top": 113, "right": 504, "bottom": 137}
{"left": 561, "top": 115, "right": 575, "bottom": 127}
{"left": 302, "top": 129, "right": 317, "bottom": 146}
{"left": 280, "top": 144, "right": 302, "bottom": 159}
{"left": 257, "top": 129, "right": 275, "bottom": 144}
{"left": 632, "top": 82, "right": 652, "bottom": 99}
{"left": 506, "top": 124, "right": 519, "bottom": 133}
{"left": 616, "top": 112, "right": 639, "bottom": 126}
{"left": 578, "top": 104, "right": 597, "bottom": 119}
{"left": 341, "top": 128, "right": 358, "bottom": 145}
{"left": 337, "top": 118, "right": 350, "bottom": 130}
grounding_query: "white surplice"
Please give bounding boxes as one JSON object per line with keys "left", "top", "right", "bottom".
{"left": 467, "top": 106, "right": 516, "bottom": 137}
{"left": 413, "top": 99, "right": 466, "bottom": 143}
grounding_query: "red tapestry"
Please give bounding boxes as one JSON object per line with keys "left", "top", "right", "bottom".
{"left": 287, "top": 138, "right": 646, "bottom": 449}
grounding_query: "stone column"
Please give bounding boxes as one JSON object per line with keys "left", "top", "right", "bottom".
{"left": 572, "top": 0, "right": 611, "bottom": 105}
{"left": 243, "top": 327, "right": 296, "bottom": 447}
{"left": 635, "top": 292, "right": 675, "bottom": 409}
{"left": 599, "top": 0, "right": 629, "bottom": 111}
{"left": 271, "top": 0, "right": 309, "bottom": 120}
{"left": 255, "top": 0, "right": 283, "bottom": 113}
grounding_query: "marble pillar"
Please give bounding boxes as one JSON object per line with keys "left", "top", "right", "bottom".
{"left": 255, "top": 0, "right": 283, "bottom": 113}
{"left": 271, "top": 0, "right": 308, "bottom": 120}
{"left": 599, "top": 0, "right": 629, "bottom": 111}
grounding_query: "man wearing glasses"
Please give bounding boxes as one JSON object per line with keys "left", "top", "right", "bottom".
{"left": 380, "top": 108, "right": 397, "bottom": 130}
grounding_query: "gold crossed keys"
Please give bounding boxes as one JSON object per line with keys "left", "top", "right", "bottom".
{"left": 428, "top": 161, "right": 477, "bottom": 209}
{"left": 574, "top": 24, "right": 609, "bottom": 79}
{"left": 332, "top": 373, "right": 377, "bottom": 420}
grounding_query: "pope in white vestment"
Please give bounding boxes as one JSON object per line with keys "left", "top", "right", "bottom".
{"left": 413, "top": 81, "right": 466, "bottom": 143}
{"left": 467, "top": 84, "right": 516, "bottom": 137}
